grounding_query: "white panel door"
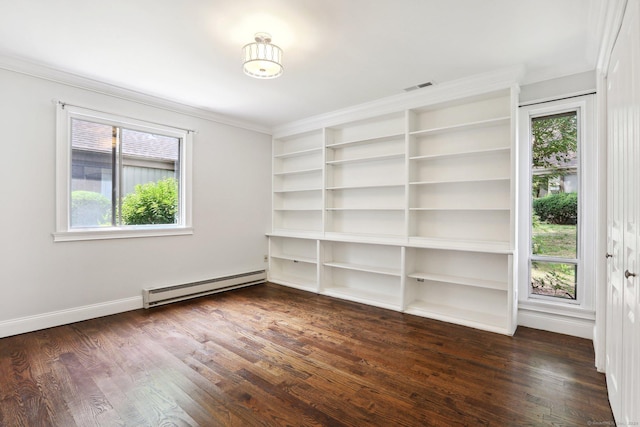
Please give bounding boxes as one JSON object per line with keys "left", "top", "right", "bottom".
{"left": 621, "top": 1, "right": 640, "bottom": 423}
{"left": 606, "top": 0, "right": 640, "bottom": 423}
{"left": 606, "top": 44, "right": 625, "bottom": 420}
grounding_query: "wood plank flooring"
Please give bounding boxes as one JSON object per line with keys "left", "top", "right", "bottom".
{"left": 0, "top": 283, "right": 613, "bottom": 426}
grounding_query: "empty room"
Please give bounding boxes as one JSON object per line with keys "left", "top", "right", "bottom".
{"left": 0, "top": 0, "right": 638, "bottom": 425}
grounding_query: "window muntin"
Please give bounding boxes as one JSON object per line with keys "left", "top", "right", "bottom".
{"left": 529, "top": 111, "right": 579, "bottom": 301}
{"left": 55, "top": 104, "right": 192, "bottom": 241}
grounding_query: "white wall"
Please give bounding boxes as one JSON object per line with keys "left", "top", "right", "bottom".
{"left": 0, "top": 68, "right": 272, "bottom": 337}
{"left": 520, "top": 70, "right": 596, "bottom": 104}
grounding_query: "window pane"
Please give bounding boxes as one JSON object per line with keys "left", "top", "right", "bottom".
{"left": 530, "top": 112, "right": 578, "bottom": 299}
{"left": 70, "top": 119, "right": 114, "bottom": 228}
{"left": 120, "top": 128, "right": 180, "bottom": 225}
{"left": 531, "top": 261, "right": 577, "bottom": 300}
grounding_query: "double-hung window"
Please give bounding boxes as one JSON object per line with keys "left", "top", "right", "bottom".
{"left": 55, "top": 103, "right": 193, "bottom": 241}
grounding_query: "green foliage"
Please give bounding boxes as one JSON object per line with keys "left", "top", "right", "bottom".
{"left": 71, "top": 191, "right": 111, "bottom": 227}
{"left": 121, "top": 177, "right": 178, "bottom": 225}
{"left": 531, "top": 114, "right": 577, "bottom": 197}
{"left": 532, "top": 114, "right": 577, "bottom": 169}
{"left": 533, "top": 192, "right": 577, "bottom": 225}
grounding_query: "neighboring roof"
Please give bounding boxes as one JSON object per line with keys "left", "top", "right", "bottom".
{"left": 71, "top": 118, "right": 179, "bottom": 161}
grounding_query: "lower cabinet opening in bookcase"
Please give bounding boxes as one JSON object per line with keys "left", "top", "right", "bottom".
{"left": 404, "top": 279, "right": 509, "bottom": 332}
{"left": 270, "top": 258, "right": 317, "bottom": 292}
{"left": 322, "top": 268, "right": 402, "bottom": 311}
{"left": 269, "top": 237, "right": 318, "bottom": 291}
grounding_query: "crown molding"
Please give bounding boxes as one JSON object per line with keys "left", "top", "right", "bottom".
{"left": 272, "top": 65, "right": 525, "bottom": 138}
{"left": 0, "top": 54, "right": 271, "bottom": 135}
{"left": 596, "top": 0, "right": 628, "bottom": 73}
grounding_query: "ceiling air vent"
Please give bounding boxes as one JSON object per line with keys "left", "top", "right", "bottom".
{"left": 404, "top": 81, "right": 434, "bottom": 92}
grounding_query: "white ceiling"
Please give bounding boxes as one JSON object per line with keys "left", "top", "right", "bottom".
{"left": 0, "top": 0, "right": 604, "bottom": 129}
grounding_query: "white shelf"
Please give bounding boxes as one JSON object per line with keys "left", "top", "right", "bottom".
{"left": 273, "top": 188, "right": 323, "bottom": 194}
{"left": 409, "top": 177, "right": 510, "bottom": 186}
{"left": 269, "top": 230, "right": 324, "bottom": 239}
{"left": 409, "top": 116, "right": 510, "bottom": 136}
{"left": 322, "top": 286, "right": 402, "bottom": 311}
{"left": 407, "top": 272, "right": 507, "bottom": 291}
{"left": 327, "top": 207, "right": 405, "bottom": 211}
{"left": 269, "top": 276, "right": 317, "bottom": 292}
{"left": 407, "top": 236, "right": 512, "bottom": 254}
{"left": 326, "top": 153, "right": 404, "bottom": 166}
{"left": 404, "top": 300, "right": 507, "bottom": 333}
{"left": 326, "top": 132, "right": 405, "bottom": 149}
{"left": 273, "top": 167, "right": 323, "bottom": 176}
{"left": 274, "top": 147, "right": 323, "bottom": 159}
{"left": 274, "top": 208, "right": 322, "bottom": 212}
{"left": 409, "top": 147, "right": 510, "bottom": 161}
{"left": 409, "top": 207, "right": 509, "bottom": 212}
{"left": 271, "top": 254, "right": 316, "bottom": 264}
{"left": 324, "top": 261, "right": 401, "bottom": 277}
{"left": 327, "top": 183, "right": 405, "bottom": 190}
{"left": 322, "top": 232, "right": 408, "bottom": 246}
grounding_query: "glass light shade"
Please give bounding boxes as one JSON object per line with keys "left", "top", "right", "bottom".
{"left": 242, "top": 35, "right": 283, "bottom": 79}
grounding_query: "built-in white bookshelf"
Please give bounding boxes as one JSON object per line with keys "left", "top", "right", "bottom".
{"left": 269, "top": 78, "right": 519, "bottom": 335}
{"left": 272, "top": 130, "right": 324, "bottom": 235}
{"left": 325, "top": 113, "right": 406, "bottom": 240}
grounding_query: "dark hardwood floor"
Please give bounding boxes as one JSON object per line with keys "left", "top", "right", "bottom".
{"left": 0, "top": 283, "right": 613, "bottom": 426}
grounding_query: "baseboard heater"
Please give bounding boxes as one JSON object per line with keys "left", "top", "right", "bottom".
{"left": 142, "top": 270, "right": 266, "bottom": 309}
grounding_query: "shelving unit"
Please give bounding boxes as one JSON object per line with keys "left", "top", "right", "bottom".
{"left": 272, "top": 130, "right": 324, "bottom": 235}
{"left": 269, "top": 81, "right": 519, "bottom": 335}
{"left": 325, "top": 113, "right": 406, "bottom": 240}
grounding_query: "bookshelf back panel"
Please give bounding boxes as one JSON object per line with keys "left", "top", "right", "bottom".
{"left": 271, "top": 259, "right": 317, "bottom": 285}
{"left": 328, "top": 186, "right": 405, "bottom": 209}
{"left": 325, "top": 268, "right": 400, "bottom": 296}
{"left": 410, "top": 94, "right": 510, "bottom": 131}
{"left": 410, "top": 152, "right": 510, "bottom": 183}
{"left": 406, "top": 280, "right": 508, "bottom": 316}
{"left": 274, "top": 151, "right": 323, "bottom": 173}
{"left": 274, "top": 210, "right": 323, "bottom": 232}
{"left": 274, "top": 171, "right": 323, "bottom": 192}
{"left": 328, "top": 158, "right": 405, "bottom": 188}
{"left": 327, "top": 137, "right": 405, "bottom": 161}
{"left": 326, "top": 242, "right": 401, "bottom": 271}
{"left": 274, "top": 131, "right": 323, "bottom": 155}
{"left": 327, "top": 210, "right": 405, "bottom": 236}
{"left": 274, "top": 192, "right": 323, "bottom": 210}
{"left": 327, "top": 113, "right": 405, "bottom": 144}
{"left": 271, "top": 237, "right": 317, "bottom": 260}
{"left": 410, "top": 180, "right": 510, "bottom": 209}
{"left": 410, "top": 125, "right": 510, "bottom": 157}
{"left": 407, "top": 248, "right": 508, "bottom": 285}
{"left": 409, "top": 210, "right": 510, "bottom": 242}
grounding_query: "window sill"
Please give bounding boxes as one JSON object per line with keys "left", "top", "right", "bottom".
{"left": 52, "top": 226, "right": 194, "bottom": 242}
{"left": 518, "top": 299, "right": 595, "bottom": 320}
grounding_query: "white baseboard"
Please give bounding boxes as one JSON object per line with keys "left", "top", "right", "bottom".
{"left": 0, "top": 296, "right": 143, "bottom": 338}
{"left": 518, "top": 308, "right": 595, "bottom": 340}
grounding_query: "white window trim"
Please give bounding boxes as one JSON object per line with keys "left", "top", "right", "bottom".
{"left": 517, "top": 94, "right": 597, "bottom": 317}
{"left": 54, "top": 103, "right": 193, "bottom": 242}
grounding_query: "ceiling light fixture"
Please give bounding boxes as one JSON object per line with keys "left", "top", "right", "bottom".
{"left": 242, "top": 32, "right": 283, "bottom": 79}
